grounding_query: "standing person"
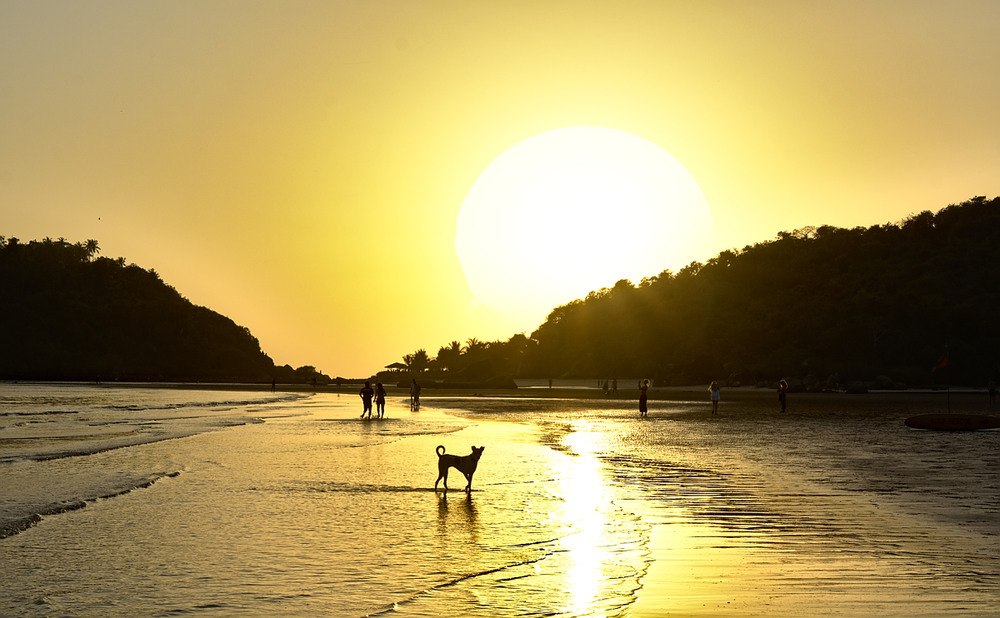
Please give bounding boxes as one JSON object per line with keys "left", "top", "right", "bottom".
{"left": 375, "top": 381, "right": 387, "bottom": 418}
{"left": 360, "top": 381, "right": 375, "bottom": 419}
{"left": 639, "top": 379, "right": 649, "bottom": 417}
{"left": 410, "top": 378, "right": 421, "bottom": 410}
{"left": 778, "top": 379, "right": 788, "bottom": 413}
{"left": 709, "top": 381, "right": 721, "bottom": 414}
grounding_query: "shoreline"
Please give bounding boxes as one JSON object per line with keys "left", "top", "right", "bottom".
{"left": 3, "top": 385, "right": 998, "bottom": 615}
{"left": 5, "top": 380, "right": 996, "bottom": 421}
{"left": 2, "top": 379, "right": 990, "bottom": 397}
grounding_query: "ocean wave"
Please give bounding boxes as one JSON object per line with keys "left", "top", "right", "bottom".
{"left": 363, "top": 550, "right": 556, "bottom": 618}
{"left": 0, "top": 422, "right": 254, "bottom": 464}
{"left": 0, "top": 471, "right": 180, "bottom": 539}
{"left": 103, "top": 392, "right": 306, "bottom": 413}
{"left": 0, "top": 409, "right": 81, "bottom": 417}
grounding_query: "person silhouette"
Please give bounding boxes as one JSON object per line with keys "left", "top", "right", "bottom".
{"left": 778, "top": 379, "right": 788, "bottom": 413}
{"left": 639, "top": 379, "right": 649, "bottom": 417}
{"left": 410, "top": 378, "right": 421, "bottom": 410}
{"left": 375, "top": 381, "right": 387, "bottom": 418}
{"left": 709, "top": 381, "right": 721, "bottom": 414}
{"left": 360, "top": 381, "right": 375, "bottom": 419}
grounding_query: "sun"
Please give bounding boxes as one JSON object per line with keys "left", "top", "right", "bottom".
{"left": 455, "top": 126, "right": 712, "bottom": 327}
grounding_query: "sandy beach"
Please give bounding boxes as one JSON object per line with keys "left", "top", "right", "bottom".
{"left": 1, "top": 383, "right": 998, "bottom": 616}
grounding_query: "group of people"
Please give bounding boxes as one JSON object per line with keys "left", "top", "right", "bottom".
{"left": 359, "top": 380, "right": 387, "bottom": 419}
{"left": 639, "top": 378, "right": 790, "bottom": 417}
{"left": 359, "top": 378, "right": 422, "bottom": 419}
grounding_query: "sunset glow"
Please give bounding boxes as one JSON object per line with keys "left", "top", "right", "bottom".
{"left": 456, "top": 127, "right": 712, "bottom": 325}
{"left": 1, "top": 2, "right": 998, "bottom": 376}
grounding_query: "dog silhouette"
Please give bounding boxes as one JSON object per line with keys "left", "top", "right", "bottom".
{"left": 435, "top": 445, "right": 485, "bottom": 492}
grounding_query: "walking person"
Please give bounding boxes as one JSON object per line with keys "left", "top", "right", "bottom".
{"left": 359, "top": 381, "right": 375, "bottom": 419}
{"left": 639, "top": 379, "right": 649, "bottom": 417}
{"left": 709, "top": 381, "right": 721, "bottom": 414}
{"left": 778, "top": 379, "right": 788, "bottom": 413}
{"left": 375, "top": 381, "right": 387, "bottom": 418}
{"left": 410, "top": 378, "right": 421, "bottom": 410}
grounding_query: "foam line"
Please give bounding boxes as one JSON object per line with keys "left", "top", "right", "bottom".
{"left": 363, "top": 550, "right": 556, "bottom": 617}
{"left": 0, "top": 471, "right": 180, "bottom": 539}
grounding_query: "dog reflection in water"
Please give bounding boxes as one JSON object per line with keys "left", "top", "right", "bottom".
{"left": 435, "top": 445, "right": 485, "bottom": 492}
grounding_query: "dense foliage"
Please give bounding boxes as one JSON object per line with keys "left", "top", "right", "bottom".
{"left": 0, "top": 238, "right": 326, "bottom": 383}
{"left": 393, "top": 197, "right": 1000, "bottom": 387}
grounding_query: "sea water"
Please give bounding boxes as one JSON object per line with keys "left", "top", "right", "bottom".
{"left": 1, "top": 383, "right": 998, "bottom": 616}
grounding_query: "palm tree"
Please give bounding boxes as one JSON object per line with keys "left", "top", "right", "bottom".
{"left": 437, "top": 340, "right": 463, "bottom": 372}
{"left": 413, "top": 349, "right": 430, "bottom": 373}
{"left": 403, "top": 349, "right": 431, "bottom": 374}
{"left": 84, "top": 239, "right": 100, "bottom": 261}
{"left": 464, "top": 337, "right": 485, "bottom": 354}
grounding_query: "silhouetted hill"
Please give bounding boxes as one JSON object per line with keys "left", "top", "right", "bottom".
{"left": 392, "top": 197, "right": 1000, "bottom": 388}
{"left": 0, "top": 237, "right": 327, "bottom": 383}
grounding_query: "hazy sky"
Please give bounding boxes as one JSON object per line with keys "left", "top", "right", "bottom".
{"left": 3, "top": 1, "right": 998, "bottom": 378}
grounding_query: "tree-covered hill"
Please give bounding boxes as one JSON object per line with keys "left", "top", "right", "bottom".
{"left": 392, "top": 197, "right": 1000, "bottom": 387}
{"left": 0, "top": 237, "right": 326, "bottom": 383}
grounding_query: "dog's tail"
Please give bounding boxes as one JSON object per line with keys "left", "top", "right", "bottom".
{"left": 436, "top": 445, "right": 445, "bottom": 458}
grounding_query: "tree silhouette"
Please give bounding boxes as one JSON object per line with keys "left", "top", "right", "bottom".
{"left": 436, "top": 340, "right": 463, "bottom": 373}
{"left": 0, "top": 237, "right": 328, "bottom": 383}
{"left": 390, "top": 197, "right": 1000, "bottom": 387}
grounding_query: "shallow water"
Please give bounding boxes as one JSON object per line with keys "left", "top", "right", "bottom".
{"left": 1, "top": 384, "right": 998, "bottom": 616}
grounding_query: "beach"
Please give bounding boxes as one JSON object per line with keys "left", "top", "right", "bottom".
{"left": 1, "top": 383, "right": 998, "bottom": 616}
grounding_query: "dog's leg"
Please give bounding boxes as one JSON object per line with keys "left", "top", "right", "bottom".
{"left": 436, "top": 465, "right": 448, "bottom": 492}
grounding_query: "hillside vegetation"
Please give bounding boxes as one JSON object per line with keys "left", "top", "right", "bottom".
{"left": 392, "top": 197, "right": 1000, "bottom": 388}
{"left": 0, "top": 238, "right": 326, "bottom": 383}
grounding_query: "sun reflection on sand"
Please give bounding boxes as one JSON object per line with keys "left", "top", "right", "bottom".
{"left": 556, "top": 426, "right": 610, "bottom": 615}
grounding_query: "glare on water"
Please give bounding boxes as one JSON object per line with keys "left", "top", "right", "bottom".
{"left": 558, "top": 427, "right": 610, "bottom": 615}
{"left": 1, "top": 384, "right": 998, "bottom": 616}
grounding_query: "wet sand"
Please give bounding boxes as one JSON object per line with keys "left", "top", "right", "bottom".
{"left": 429, "top": 388, "right": 1000, "bottom": 616}
{"left": 2, "top": 384, "right": 997, "bottom": 616}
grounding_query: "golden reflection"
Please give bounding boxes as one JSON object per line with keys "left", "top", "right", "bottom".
{"left": 557, "top": 425, "right": 607, "bottom": 615}
{"left": 436, "top": 492, "right": 480, "bottom": 545}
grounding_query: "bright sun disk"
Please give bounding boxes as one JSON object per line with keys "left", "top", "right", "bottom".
{"left": 456, "top": 126, "right": 712, "bottom": 327}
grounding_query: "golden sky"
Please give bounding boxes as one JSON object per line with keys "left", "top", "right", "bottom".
{"left": 2, "top": 1, "right": 998, "bottom": 378}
